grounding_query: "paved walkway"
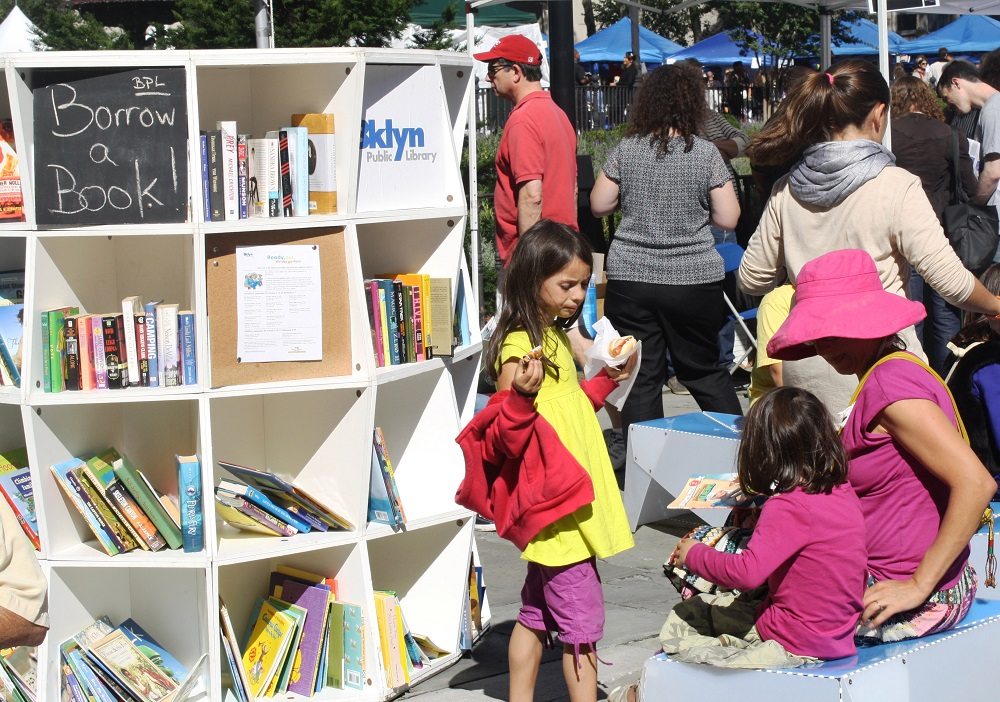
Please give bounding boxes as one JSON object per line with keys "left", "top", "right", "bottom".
{"left": 405, "top": 388, "right": 749, "bottom": 700}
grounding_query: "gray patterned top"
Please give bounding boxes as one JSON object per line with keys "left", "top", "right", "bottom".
{"left": 603, "top": 135, "right": 731, "bottom": 285}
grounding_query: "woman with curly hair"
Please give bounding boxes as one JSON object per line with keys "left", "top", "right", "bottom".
{"left": 739, "top": 59, "right": 1000, "bottom": 413}
{"left": 591, "top": 64, "right": 743, "bottom": 443}
{"left": 892, "top": 75, "right": 978, "bottom": 374}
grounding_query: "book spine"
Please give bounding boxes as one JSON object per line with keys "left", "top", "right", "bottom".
{"left": 277, "top": 129, "right": 293, "bottom": 216}
{"left": 179, "top": 311, "right": 197, "bottom": 385}
{"left": 106, "top": 480, "right": 167, "bottom": 551}
{"left": 402, "top": 284, "right": 415, "bottom": 363}
{"left": 78, "top": 315, "right": 95, "bottom": 391}
{"left": 377, "top": 286, "right": 392, "bottom": 366}
{"left": 60, "top": 468, "right": 121, "bottom": 555}
{"left": 218, "top": 120, "right": 239, "bottom": 220}
{"left": 120, "top": 298, "right": 141, "bottom": 385}
{"left": 365, "top": 281, "right": 384, "bottom": 367}
{"left": 380, "top": 281, "right": 401, "bottom": 366}
{"left": 0, "top": 481, "right": 38, "bottom": 549}
{"left": 47, "top": 309, "right": 65, "bottom": 392}
{"left": 101, "top": 316, "right": 126, "bottom": 389}
{"left": 224, "top": 494, "right": 298, "bottom": 536}
{"left": 412, "top": 286, "right": 425, "bottom": 362}
{"left": 342, "top": 603, "right": 364, "bottom": 690}
{"left": 157, "top": 304, "right": 180, "bottom": 387}
{"left": 177, "top": 456, "right": 204, "bottom": 553}
{"left": 113, "top": 462, "right": 182, "bottom": 550}
{"left": 200, "top": 131, "right": 210, "bottom": 222}
{"left": 134, "top": 315, "right": 150, "bottom": 387}
{"left": 64, "top": 316, "right": 81, "bottom": 390}
{"left": 208, "top": 129, "right": 224, "bottom": 222}
{"left": 75, "top": 469, "right": 136, "bottom": 552}
{"left": 266, "top": 138, "right": 282, "bottom": 217}
{"left": 143, "top": 301, "right": 160, "bottom": 388}
{"left": 393, "top": 281, "right": 408, "bottom": 364}
{"left": 237, "top": 484, "right": 310, "bottom": 533}
{"left": 237, "top": 134, "right": 249, "bottom": 219}
{"left": 40, "top": 311, "right": 50, "bottom": 392}
{"left": 62, "top": 661, "right": 88, "bottom": 702}
{"left": 114, "top": 314, "right": 129, "bottom": 389}
{"left": 91, "top": 316, "right": 107, "bottom": 389}
{"left": 291, "top": 127, "right": 309, "bottom": 217}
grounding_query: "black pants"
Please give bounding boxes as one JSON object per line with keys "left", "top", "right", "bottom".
{"left": 605, "top": 279, "right": 743, "bottom": 444}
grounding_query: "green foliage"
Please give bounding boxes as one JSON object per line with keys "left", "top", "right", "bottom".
{"left": 591, "top": 0, "right": 708, "bottom": 46}
{"left": 577, "top": 125, "right": 626, "bottom": 175}
{"left": 161, "top": 0, "right": 417, "bottom": 49}
{"left": 11, "top": 0, "right": 131, "bottom": 50}
{"left": 410, "top": 5, "right": 456, "bottom": 50}
{"left": 719, "top": 5, "right": 862, "bottom": 68}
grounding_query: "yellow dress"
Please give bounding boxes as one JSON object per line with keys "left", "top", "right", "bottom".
{"left": 500, "top": 327, "right": 635, "bottom": 567}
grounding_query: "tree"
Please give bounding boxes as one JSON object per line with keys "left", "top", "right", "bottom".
{"left": 718, "top": 3, "right": 861, "bottom": 70}
{"left": 2, "top": 0, "right": 132, "bottom": 50}
{"left": 162, "top": 0, "right": 417, "bottom": 49}
{"left": 410, "top": 5, "right": 456, "bottom": 50}
{"left": 591, "top": 0, "right": 710, "bottom": 46}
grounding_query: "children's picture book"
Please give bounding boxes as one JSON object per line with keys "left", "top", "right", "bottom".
{"left": 666, "top": 474, "right": 759, "bottom": 510}
{"left": 0, "top": 303, "right": 23, "bottom": 386}
{"left": 87, "top": 629, "right": 179, "bottom": 702}
{"left": 0, "top": 120, "right": 24, "bottom": 221}
{"left": 0, "top": 448, "right": 37, "bottom": 549}
{"left": 241, "top": 598, "right": 297, "bottom": 698}
{"left": 219, "top": 598, "right": 253, "bottom": 702}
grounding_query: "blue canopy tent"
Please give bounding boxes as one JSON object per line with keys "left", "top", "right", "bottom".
{"left": 899, "top": 15, "right": 1000, "bottom": 55}
{"left": 575, "top": 17, "right": 682, "bottom": 64}
{"left": 831, "top": 18, "right": 904, "bottom": 56}
{"left": 665, "top": 31, "right": 766, "bottom": 68}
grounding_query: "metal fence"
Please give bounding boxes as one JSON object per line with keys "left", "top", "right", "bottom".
{"left": 475, "top": 84, "right": 778, "bottom": 134}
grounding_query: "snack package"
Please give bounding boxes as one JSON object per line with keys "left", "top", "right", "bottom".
{"left": 583, "top": 317, "right": 641, "bottom": 411}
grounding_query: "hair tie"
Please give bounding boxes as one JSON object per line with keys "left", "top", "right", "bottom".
{"left": 825, "top": 72, "right": 835, "bottom": 86}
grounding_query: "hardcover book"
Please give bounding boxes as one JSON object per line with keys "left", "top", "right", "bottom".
{"left": 0, "top": 303, "right": 23, "bottom": 386}
{"left": 291, "top": 112, "right": 338, "bottom": 214}
{"left": 275, "top": 579, "right": 330, "bottom": 695}
{"left": 87, "top": 629, "right": 178, "bottom": 702}
{"left": 0, "top": 448, "right": 37, "bottom": 549}
{"left": 112, "top": 456, "right": 183, "bottom": 550}
{"left": 50, "top": 458, "right": 120, "bottom": 556}
{"left": 341, "top": 602, "right": 365, "bottom": 690}
{"left": 176, "top": 454, "right": 203, "bottom": 552}
{"left": 241, "top": 598, "right": 296, "bottom": 698}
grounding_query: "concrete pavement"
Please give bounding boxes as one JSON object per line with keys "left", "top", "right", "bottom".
{"left": 405, "top": 387, "right": 749, "bottom": 700}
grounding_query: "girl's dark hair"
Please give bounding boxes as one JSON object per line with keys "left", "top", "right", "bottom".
{"left": 891, "top": 75, "right": 944, "bottom": 120}
{"left": 625, "top": 63, "right": 704, "bottom": 155}
{"left": 747, "top": 59, "right": 890, "bottom": 167}
{"left": 737, "top": 386, "right": 849, "bottom": 496}
{"left": 980, "top": 49, "right": 1000, "bottom": 91}
{"left": 958, "top": 264, "right": 1000, "bottom": 340}
{"left": 483, "top": 220, "right": 593, "bottom": 381}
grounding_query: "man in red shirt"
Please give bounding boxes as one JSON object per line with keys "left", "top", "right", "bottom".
{"left": 474, "top": 35, "right": 578, "bottom": 266}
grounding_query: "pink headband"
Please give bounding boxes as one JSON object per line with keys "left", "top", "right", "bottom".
{"left": 825, "top": 72, "right": 835, "bottom": 86}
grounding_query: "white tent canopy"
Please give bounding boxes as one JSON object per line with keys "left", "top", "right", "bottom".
{"left": 0, "top": 6, "right": 40, "bottom": 52}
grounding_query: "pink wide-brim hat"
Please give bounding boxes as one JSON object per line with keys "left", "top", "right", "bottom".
{"left": 767, "top": 249, "right": 927, "bottom": 362}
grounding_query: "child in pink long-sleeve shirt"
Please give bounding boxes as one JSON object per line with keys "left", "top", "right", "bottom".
{"left": 674, "top": 386, "right": 868, "bottom": 658}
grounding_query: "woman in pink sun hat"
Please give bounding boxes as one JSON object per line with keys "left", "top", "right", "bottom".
{"left": 768, "top": 249, "right": 997, "bottom": 644}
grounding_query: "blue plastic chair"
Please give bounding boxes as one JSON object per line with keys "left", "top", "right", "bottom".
{"left": 715, "top": 242, "right": 758, "bottom": 374}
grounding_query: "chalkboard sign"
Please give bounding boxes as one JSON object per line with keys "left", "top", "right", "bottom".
{"left": 33, "top": 67, "right": 188, "bottom": 226}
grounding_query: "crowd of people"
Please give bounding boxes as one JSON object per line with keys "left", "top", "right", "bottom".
{"left": 461, "top": 32, "right": 1000, "bottom": 702}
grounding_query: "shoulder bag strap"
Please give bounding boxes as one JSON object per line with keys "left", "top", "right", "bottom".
{"left": 950, "top": 127, "right": 967, "bottom": 206}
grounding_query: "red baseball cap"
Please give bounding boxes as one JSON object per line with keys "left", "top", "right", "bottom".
{"left": 473, "top": 34, "right": 543, "bottom": 66}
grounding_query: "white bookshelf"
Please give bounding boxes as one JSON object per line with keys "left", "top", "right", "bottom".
{"left": 0, "top": 47, "right": 489, "bottom": 702}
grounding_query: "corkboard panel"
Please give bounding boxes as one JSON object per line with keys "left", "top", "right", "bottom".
{"left": 206, "top": 227, "right": 351, "bottom": 388}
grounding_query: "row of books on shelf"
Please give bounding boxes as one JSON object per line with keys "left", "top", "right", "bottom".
{"left": 367, "top": 428, "right": 406, "bottom": 532}
{"left": 0, "top": 647, "right": 34, "bottom": 702}
{"left": 61, "top": 616, "right": 206, "bottom": 702}
{"left": 200, "top": 114, "right": 337, "bottom": 223}
{"left": 462, "top": 559, "right": 487, "bottom": 651}
{"left": 364, "top": 275, "right": 455, "bottom": 368}
{"left": 374, "top": 590, "right": 448, "bottom": 690}
{"left": 49, "top": 449, "right": 203, "bottom": 556}
{"left": 220, "top": 565, "right": 362, "bottom": 700}
{"left": 213, "top": 460, "right": 353, "bottom": 538}
{"left": 42, "top": 297, "right": 196, "bottom": 393}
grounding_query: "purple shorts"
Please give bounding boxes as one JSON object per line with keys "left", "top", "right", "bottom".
{"left": 517, "top": 557, "right": 604, "bottom": 646}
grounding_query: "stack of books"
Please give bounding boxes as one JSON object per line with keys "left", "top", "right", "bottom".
{"left": 61, "top": 617, "right": 206, "bottom": 702}
{"left": 0, "top": 448, "right": 37, "bottom": 550}
{"left": 367, "top": 428, "right": 405, "bottom": 531}
{"left": 40, "top": 296, "right": 196, "bottom": 393}
{"left": 48, "top": 449, "right": 203, "bottom": 556}
{"left": 200, "top": 113, "right": 337, "bottom": 222}
{"left": 220, "top": 565, "right": 363, "bottom": 699}
{"left": 363, "top": 274, "right": 455, "bottom": 367}
{"left": 0, "top": 269, "right": 24, "bottom": 387}
{"left": 0, "top": 646, "right": 35, "bottom": 702}
{"left": 214, "top": 461, "right": 353, "bottom": 538}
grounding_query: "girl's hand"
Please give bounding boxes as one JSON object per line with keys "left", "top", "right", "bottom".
{"left": 671, "top": 537, "right": 697, "bottom": 569}
{"left": 861, "top": 578, "right": 930, "bottom": 628}
{"left": 607, "top": 352, "right": 638, "bottom": 382}
{"left": 513, "top": 356, "right": 544, "bottom": 396}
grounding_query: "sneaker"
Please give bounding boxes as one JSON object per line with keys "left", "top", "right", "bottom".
{"left": 474, "top": 515, "right": 496, "bottom": 532}
{"left": 667, "top": 376, "right": 691, "bottom": 395}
